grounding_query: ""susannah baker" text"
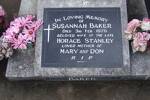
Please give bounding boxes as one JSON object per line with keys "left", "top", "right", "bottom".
{"left": 49, "top": 23, "right": 112, "bottom": 29}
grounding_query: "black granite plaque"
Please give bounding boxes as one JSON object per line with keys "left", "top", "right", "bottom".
{"left": 41, "top": 8, "right": 123, "bottom": 68}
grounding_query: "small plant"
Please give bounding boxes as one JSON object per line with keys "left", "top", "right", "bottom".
{"left": 0, "top": 5, "right": 43, "bottom": 61}
{"left": 125, "top": 18, "right": 150, "bottom": 53}
{"left": 3, "top": 15, "right": 42, "bottom": 49}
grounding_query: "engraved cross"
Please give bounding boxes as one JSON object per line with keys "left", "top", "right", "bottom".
{"left": 44, "top": 24, "right": 54, "bottom": 43}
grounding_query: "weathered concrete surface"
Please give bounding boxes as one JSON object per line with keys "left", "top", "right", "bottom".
{"left": 19, "top": 0, "right": 37, "bottom": 15}
{"left": 145, "top": 0, "right": 150, "bottom": 17}
{"left": 127, "top": 0, "right": 148, "bottom": 20}
{"left": 1, "top": 79, "right": 150, "bottom": 100}
{"left": 1, "top": 80, "right": 150, "bottom": 100}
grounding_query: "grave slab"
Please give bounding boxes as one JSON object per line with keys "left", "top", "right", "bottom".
{"left": 6, "top": 0, "right": 150, "bottom": 80}
{"left": 34, "top": 0, "right": 130, "bottom": 80}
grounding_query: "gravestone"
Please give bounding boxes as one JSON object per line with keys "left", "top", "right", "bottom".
{"left": 34, "top": 0, "right": 130, "bottom": 80}
{"left": 42, "top": 8, "right": 123, "bottom": 68}
{"left": 6, "top": 0, "right": 150, "bottom": 80}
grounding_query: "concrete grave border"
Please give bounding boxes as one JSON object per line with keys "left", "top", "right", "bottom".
{"left": 34, "top": 0, "right": 130, "bottom": 80}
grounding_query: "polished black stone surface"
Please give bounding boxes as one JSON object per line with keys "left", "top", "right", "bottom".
{"left": 41, "top": 8, "right": 123, "bottom": 68}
